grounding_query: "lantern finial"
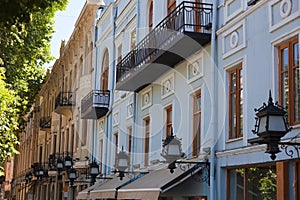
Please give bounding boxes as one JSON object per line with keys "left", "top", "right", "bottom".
{"left": 268, "top": 90, "right": 273, "bottom": 105}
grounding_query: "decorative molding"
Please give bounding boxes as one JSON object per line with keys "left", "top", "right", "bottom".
{"left": 224, "top": 0, "right": 245, "bottom": 23}
{"left": 126, "top": 103, "right": 134, "bottom": 119}
{"left": 161, "top": 73, "right": 175, "bottom": 99}
{"left": 216, "top": 145, "right": 266, "bottom": 158}
{"left": 187, "top": 54, "right": 203, "bottom": 83}
{"left": 269, "top": 0, "right": 300, "bottom": 32}
{"left": 222, "top": 20, "right": 246, "bottom": 59}
{"left": 141, "top": 87, "right": 152, "bottom": 110}
{"left": 99, "top": 120, "right": 105, "bottom": 133}
{"left": 113, "top": 110, "right": 120, "bottom": 127}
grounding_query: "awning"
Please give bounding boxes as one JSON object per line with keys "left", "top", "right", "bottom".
{"left": 118, "top": 164, "right": 202, "bottom": 200}
{"left": 89, "top": 176, "right": 131, "bottom": 199}
{"left": 76, "top": 180, "right": 109, "bottom": 199}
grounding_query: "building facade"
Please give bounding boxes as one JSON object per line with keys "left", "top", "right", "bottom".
{"left": 11, "top": 0, "right": 300, "bottom": 200}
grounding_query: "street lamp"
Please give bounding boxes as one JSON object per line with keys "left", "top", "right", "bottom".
{"left": 56, "top": 157, "right": 64, "bottom": 171}
{"left": 161, "top": 128, "right": 184, "bottom": 163}
{"left": 64, "top": 155, "right": 73, "bottom": 169}
{"left": 115, "top": 146, "right": 129, "bottom": 180}
{"left": 248, "top": 91, "right": 296, "bottom": 160}
{"left": 89, "top": 160, "right": 100, "bottom": 185}
{"left": 68, "top": 168, "right": 77, "bottom": 186}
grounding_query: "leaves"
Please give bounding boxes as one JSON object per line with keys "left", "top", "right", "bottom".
{"left": 0, "top": 0, "right": 68, "bottom": 174}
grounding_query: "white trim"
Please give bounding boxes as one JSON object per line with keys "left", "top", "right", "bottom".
{"left": 269, "top": 0, "right": 300, "bottom": 32}
{"left": 270, "top": 27, "right": 300, "bottom": 45}
{"left": 223, "top": 55, "right": 245, "bottom": 71}
{"left": 224, "top": 0, "right": 245, "bottom": 23}
{"left": 141, "top": 87, "right": 153, "bottom": 110}
{"left": 216, "top": 145, "right": 267, "bottom": 158}
{"left": 222, "top": 20, "right": 246, "bottom": 59}
{"left": 161, "top": 72, "right": 175, "bottom": 99}
{"left": 187, "top": 53, "right": 204, "bottom": 83}
{"left": 119, "top": 188, "right": 161, "bottom": 192}
{"left": 126, "top": 103, "right": 134, "bottom": 119}
{"left": 112, "top": 110, "right": 120, "bottom": 127}
{"left": 217, "top": 0, "right": 268, "bottom": 35}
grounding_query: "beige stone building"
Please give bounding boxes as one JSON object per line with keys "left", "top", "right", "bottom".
{"left": 12, "top": 1, "right": 102, "bottom": 199}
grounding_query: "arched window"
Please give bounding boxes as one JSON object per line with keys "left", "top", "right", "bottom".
{"left": 101, "top": 49, "right": 109, "bottom": 91}
{"left": 148, "top": 0, "right": 153, "bottom": 31}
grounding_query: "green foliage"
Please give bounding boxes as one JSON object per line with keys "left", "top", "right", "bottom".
{"left": 0, "top": 68, "right": 19, "bottom": 168}
{"left": 0, "top": 0, "right": 68, "bottom": 174}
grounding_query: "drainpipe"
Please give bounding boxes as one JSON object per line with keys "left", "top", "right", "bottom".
{"left": 210, "top": 1, "right": 218, "bottom": 200}
{"left": 131, "top": 0, "right": 141, "bottom": 171}
{"left": 105, "top": 4, "right": 118, "bottom": 175}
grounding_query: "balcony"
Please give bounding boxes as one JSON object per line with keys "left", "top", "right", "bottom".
{"left": 54, "top": 92, "right": 75, "bottom": 116}
{"left": 116, "top": 1, "right": 213, "bottom": 92}
{"left": 40, "top": 116, "right": 51, "bottom": 131}
{"left": 81, "top": 90, "right": 110, "bottom": 119}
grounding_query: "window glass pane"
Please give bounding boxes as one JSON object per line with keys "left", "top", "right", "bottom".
{"left": 282, "top": 72, "right": 289, "bottom": 110}
{"left": 294, "top": 67, "right": 300, "bottom": 122}
{"left": 231, "top": 93, "right": 236, "bottom": 138}
{"left": 282, "top": 48, "right": 289, "bottom": 71}
{"left": 247, "top": 166, "right": 277, "bottom": 200}
{"left": 228, "top": 169, "right": 244, "bottom": 200}
{"left": 294, "top": 43, "right": 299, "bottom": 66}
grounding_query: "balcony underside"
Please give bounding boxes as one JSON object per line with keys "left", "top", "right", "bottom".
{"left": 81, "top": 106, "right": 109, "bottom": 119}
{"left": 116, "top": 31, "right": 211, "bottom": 92}
{"left": 54, "top": 106, "right": 73, "bottom": 116}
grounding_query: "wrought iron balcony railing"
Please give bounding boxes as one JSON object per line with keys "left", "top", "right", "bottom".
{"left": 54, "top": 92, "right": 75, "bottom": 115}
{"left": 40, "top": 116, "right": 51, "bottom": 130}
{"left": 116, "top": 1, "right": 213, "bottom": 91}
{"left": 81, "top": 90, "right": 110, "bottom": 119}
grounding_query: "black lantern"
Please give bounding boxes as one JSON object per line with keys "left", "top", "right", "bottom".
{"left": 56, "top": 157, "right": 64, "bottom": 171}
{"left": 64, "top": 155, "right": 73, "bottom": 169}
{"left": 249, "top": 91, "right": 291, "bottom": 160}
{"left": 161, "top": 128, "right": 184, "bottom": 163}
{"left": 115, "top": 146, "right": 129, "bottom": 180}
{"left": 68, "top": 168, "right": 77, "bottom": 186}
{"left": 89, "top": 160, "right": 100, "bottom": 184}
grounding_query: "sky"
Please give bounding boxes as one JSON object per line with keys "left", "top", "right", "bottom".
{"left": 45, "top": 0, "right": 86, "bottom": 68}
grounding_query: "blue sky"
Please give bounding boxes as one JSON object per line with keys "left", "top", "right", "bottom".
{"left": 45, "top": 0, "right": 86, "bottom": 68}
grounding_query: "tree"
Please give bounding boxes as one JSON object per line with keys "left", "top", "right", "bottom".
{"left": 0, "top": 0, "right": 68, "bottom": 173}
{"left": 0, "top": 68, "right": 19, "bottom": 172}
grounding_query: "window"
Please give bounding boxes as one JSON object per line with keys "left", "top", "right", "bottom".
{"left": 100, "top": 139, "right": 103, "bottom": 173}
{"left": 195, "top": 0, "right": 202, "bottom": 32}
{"left": 229, "top": 65, "right": 243, "bottom": 139}
{"left": 227, "top": 165, "right": 277, "bottom": 200}
{"left": 278, "top": 37, "right": 299, "bottom": 125}
{"left": 117, "top": 44, "right": 122, "bottom": 63}
{"left": 70, "top": 125, "right": 74, "bottom": 154}
{"left": 130, "top": 29, "right": 136, "bottom": 50}
{"left": 144, "top": 117, "right": 150, "bottom": 166}
{"left": 167, "top": 0, "right": 176, "bottom": 15}
{"left": 193, "top": 91, "right": 201, "bottom": 156}
{"left": 114, "top": 132, "right": 118, "bottom": 165}
{"left": 128, "top": 126, "right": 132, "bottom": 158}
{"left": 53, "top": 134, "right": 57, "bottom": 154}
{"left": 82, "top": 121, "right": 87, "bottom": 146}
{"left": 166, "top": 106, "right": 173, "bottom": 137}
{"left": 148, "top": 0, "right": 153, "bottom": 31}
{"left": 101, "top": 49, "right": 109, "bottom": 91}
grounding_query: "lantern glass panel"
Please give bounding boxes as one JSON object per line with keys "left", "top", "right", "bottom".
{"left": 90, "top": 167, "right": 99, "bottom": 175}
{"left": 258, "top": 116, "right": 267, "bottom": 134}
{"left": 69, "top": 172, "right": 76, "bottom": 179}
{"left": 168, "top": 143, "right": 181, "bottom": 156}
{"left": 57, "top": 162, "right": 63, "bottom": 169}
{"left": 268, "top": 115, "right": 286, "bottom": 132}
{"left": 118, "top": 158, "right": 128, "bottom": 168}
{"left": 65, "top": 160, "right": 72, "bottom": 168}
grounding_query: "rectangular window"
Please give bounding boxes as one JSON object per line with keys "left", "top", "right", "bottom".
{"left": 114, "top": 132, "right": 118, "bottom": 165}
{"left": 117, "top": 44, "right": 122, "bottom": 63}
{"left": 144, "top": 117, "right": 150, "bottom": 167}
{"left": 166, "top": 106, "right": 173, "bottom": 137}
{"left": 130, "top": 29, "right": 136, "bottom": 50}
{"left": 82, "top": 121, "right": 87, "bottom": 146}
{"left": 100, "top": 139, "right": 103, "bottom": 173}
{"left": 229, "top": 65, "right": 243, "bottom": 139}
{"left": 53, "top": 134, "right": 57, "bottom": 154}
{"left": 193, "top": 91, "right": 201, "bottom": 156}
{"left": 227, "top": 165, "right": 277, "bottom": 200}
{"left": 278, "top": 37, "right": 299, "bottom": 124}
{"left": 128, "top": 126, "right": 132, "bottom": 159}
